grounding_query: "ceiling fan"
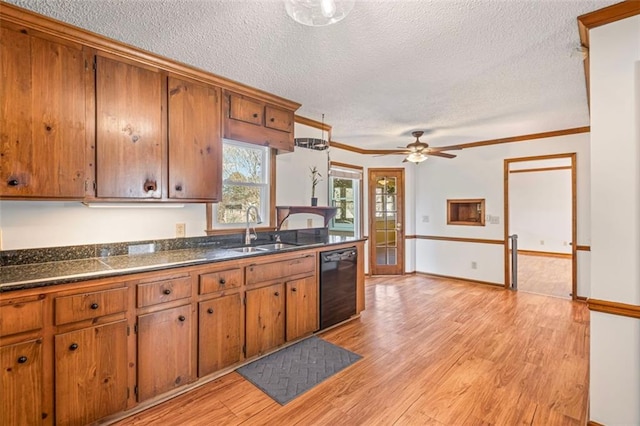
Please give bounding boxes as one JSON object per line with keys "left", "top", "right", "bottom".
{"left": 398, "top": 131, "right": 460, "bottom": 163}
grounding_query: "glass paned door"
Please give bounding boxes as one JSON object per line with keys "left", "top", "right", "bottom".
{"left": 369, "top": 169, "right": 404, "bottom": 275}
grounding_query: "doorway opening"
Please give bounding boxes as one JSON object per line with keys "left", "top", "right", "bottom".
{"left": 504, "top": 154, "right": 576, "bottom": 299}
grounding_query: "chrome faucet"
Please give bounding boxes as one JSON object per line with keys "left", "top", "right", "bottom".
{"left": 245, "top": 205, "right": 262, "bottom": 245}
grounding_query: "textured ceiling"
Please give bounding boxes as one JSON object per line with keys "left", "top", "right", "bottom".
{"left": 4, "top": 0, "right": 619, "bottom": 149}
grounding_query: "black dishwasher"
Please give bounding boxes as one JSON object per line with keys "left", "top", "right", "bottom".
{"left": 319, "top": 247, "right": 357, "bottom": 330}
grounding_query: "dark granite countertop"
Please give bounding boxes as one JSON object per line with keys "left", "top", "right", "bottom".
{"left": 0, "top": 234, "right": 363, "bottom": 292}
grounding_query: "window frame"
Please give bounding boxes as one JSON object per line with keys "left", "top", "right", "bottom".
{"left": 328, "top": 161, "right": 363, "bottom": 238}
{"left": 206, "top": 140, "right": 276, "bottom": 234}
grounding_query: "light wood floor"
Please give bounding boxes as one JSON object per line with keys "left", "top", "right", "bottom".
{"left": 115, "top": 275, "right": 589, "bottom": 425}
{"left": 517, "top": 254, "right": 572, "bottom": 299}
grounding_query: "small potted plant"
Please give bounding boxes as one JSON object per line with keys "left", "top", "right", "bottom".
{"left": 310, "top": 166, "right": 322, "bottom": 206}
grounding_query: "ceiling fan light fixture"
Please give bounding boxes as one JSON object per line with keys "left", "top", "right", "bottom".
{"left": 285, "top": 0, "right": 354, "bottom": 26}
{"left": 406, "top": 152, "right": 428, "bottom": 164}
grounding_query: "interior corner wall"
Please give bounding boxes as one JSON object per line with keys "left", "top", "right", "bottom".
{"left": 588, "top": 14, "right": 640, "bottom": 425}
{"left": 414, "top": 132, "right": 590, "bottom": 292}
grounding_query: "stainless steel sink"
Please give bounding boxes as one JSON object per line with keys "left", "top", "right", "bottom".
{"left": 255, "top": 243, "right": 298, "bottom": 250}
{"left": 229, "top": 246, "right": 268, "bottom": 253}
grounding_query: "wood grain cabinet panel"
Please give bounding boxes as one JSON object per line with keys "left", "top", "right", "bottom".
{"left": 95, "top": 55, "right": 162, "bottom": 199}
{"left": 265, "top": 105, "right": 293, "bottom": 133}
{"left": 168, "top": 77, "right": 222, "bottom": 201}
{"left": 198, "top": 294, "right": 242, "bottom": 376}
{"left": 285, "top": 275, "right": 318, "bottom": 341}
{"left": 246, "top": 254, "right": 315, "bottom": 286}
{"left": 199, "top": 268, "right": 243, "bottom": 295}
{"left": 1, "top": 339, "right": 43, "bottom": 426}
{"left": 0, "top": 26, "right": 87, "bottom": 199}
{"left": 136, "top": 275, "right": 191, "bottom": 308}
{"left": 54, "top": 321, "right": 128, "bottom": 426}
{"left": 137, "top": 304, "right": 195, "bottom": 401}
{"left": 228, "top": 93, "right": 264, "bottom": 126}
{"left": 223, "top": 91, "right": 295, "bottom": 152}
{"left": 245, "top": 283, "right": 285, "bottom": 358}
{"left": 0, "top": 299, "right": 43, "bottom": 337}
{"left": 54, "top": 287, "right": 127, "bottom": 325}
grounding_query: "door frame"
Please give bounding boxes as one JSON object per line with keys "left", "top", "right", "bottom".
{"left": 368, "top": 168, "right": 405, "bottom": 275}
{"left": 503, "top": 153, "right": 577, "bottom": 299}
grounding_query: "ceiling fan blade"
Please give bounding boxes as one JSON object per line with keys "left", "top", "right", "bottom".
{"left": 429, "top": 146, "right": 463, "bottom": 152}
{"left": 429, "top": 151, "right": 457, "bottom": 159}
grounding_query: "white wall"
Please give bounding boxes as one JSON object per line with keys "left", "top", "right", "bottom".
{"left": 589, "top": 14, "right": 640, "bottom": 425}
{"left": 275, "top": 123, "right": 330, "bottom": 230}
{"left": 414, "top": 132, "right": 590, "bottom": 292}
{"left": 0, "top": 201, "right": 207, "bottom": 249}
{"left": 509, "top": 163, "right": 572, "bottom": 254}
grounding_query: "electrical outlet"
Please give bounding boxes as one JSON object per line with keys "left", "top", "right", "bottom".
{"left": 563, "top": 241, "right": 568, "bottom": 246}
{"left": 176, "top": 223, "right": 186, "bottom": 238}
{"left": 422, "top": 215, "right": 429, "bottom": 223}
{"left": 306, "top": 218, "right": 313, "bottom": 228}
{"left": 540, "top": 240, "right": 545, "bottom": 245}
{"left": 471, "top": 261, "right": 477, "bottom": 269}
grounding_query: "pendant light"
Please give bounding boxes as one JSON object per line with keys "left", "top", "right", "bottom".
{"left": 285, "top": 0, "right": 355, "bottom": 27}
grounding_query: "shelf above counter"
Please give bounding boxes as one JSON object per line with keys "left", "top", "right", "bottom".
{"left": 275, "top": 206, "right": 338, "bottom": 230}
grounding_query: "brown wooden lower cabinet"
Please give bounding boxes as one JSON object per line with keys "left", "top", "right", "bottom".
{"left": 198, "top": 294, "right": 242, "bottom": 377}
{"left": 285, "top": 275, "right": 318, "bottom": 341}
{"left": 54, "top": 320, "right": 128, "bottom": 426}
{"left": 1, "top": 339, "right": 43, "bottom": 425}
{"left": 245, "top": 283, "right": 285, "bottom": 358}
{"left": 137, "top": 304, "right": 195, "bottom": 402}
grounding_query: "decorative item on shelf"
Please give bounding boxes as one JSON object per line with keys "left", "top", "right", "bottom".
{"left": 285, "top": 0, "right": 355, "bottom": 27}
{"left": 310, "top": 166, "right": 322, "bottom": 206}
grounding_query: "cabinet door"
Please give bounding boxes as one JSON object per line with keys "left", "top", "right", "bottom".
{"left": 137, "top": 304, "right": 195, "bottom": 401}
{"left": 265, "top": 105, "right": 293, "bottom": 133}
{"left": 228, "top": 93, "right": 264, "bottom": 126}
{"left": 198, "top": 294, "right": 242, "bottom": 376}
{"left": 168, "top": 77, "right": 222, "bottom": 200}
{"left": 245, "top": 283, "right": 285, "bottom": 358}
{"left": 0, "top": 26, "right": 87, "bottom": 198}
{"left": 1, "top": 339, "right": 43, "bottom": 426}
{"left": 55, "top": 321, "right": 128, "bottom": 426}
{"left": 286, "top": 275, "right": 318, "bottom": 341}
{"left": 96, "top": 56, "right": 162, "bottom": 198}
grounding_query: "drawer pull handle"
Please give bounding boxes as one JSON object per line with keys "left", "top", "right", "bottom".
{"left": 69, "top": 343, "right": 79, "bottom": 351}
{"left": 163, "top": 289, "right": 172, "bottom": 295}
{"left": 274, "top": 292, "right": 280, "bottom": 297}
{"left": 178, "top": 315, "right": 186, "bottom": 322}
{"left": 144, "top": 180, "right": 157, "bottom": 192}
{"left": 207, "top": 308, "right": 214, "bottom": 314}
{"left": 7, "top": 179, "right": 19, "bottom": 186}
{"left": 175, "top": 184, "right": 182, "bottom": 191}
{"left": 90, "top": 303, "right": 99, "bottom": 310}
{"left": 219, "top": 278, "right": 226, "bottom": 285}
{"left": 291, "top": 287, "right": 297, "bottom": 292}
{"left": 17, "top": 356, "right": 28, "bottom": 364}
{"left": 270, "top": 117, "right": 275, "bottom": 122}
{"left": 252, "top": 113, "right": 258, "bottom": 118}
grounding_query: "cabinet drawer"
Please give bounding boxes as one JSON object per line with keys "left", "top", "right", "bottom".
{"left": 265, "top": 105, "right": 293, "bottom": 133}
{"left": 137, "top": 275, "right": 192, "bottom": 308}
{"left": 199, "top": 268, "right": 243, "bottom": 295}
{"left": 229, "top": 93, "right": 263, "bottom": 126}
{"left": 246, "top": 254, "right": 316, "bottom": 285}
{"left": 0, "top": 299, "right": 43, "bottom": 337}
{"left": 55, "top": 287, "right": 127, "bottom": 325}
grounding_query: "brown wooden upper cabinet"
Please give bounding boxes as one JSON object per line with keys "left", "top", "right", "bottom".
{"left": 224, "top": 91, "right": 294, "bottom": 152}
{"left": 95, "top": 55, "right": 163, "bottom": 199}
{"left": 168, "top": 77, "right": 222, "bottom": 201}
{"left": 0, "top": 24, "right": 88, "bottom": 199}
